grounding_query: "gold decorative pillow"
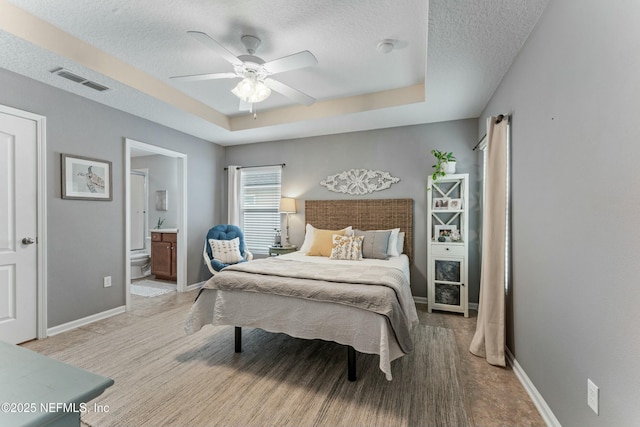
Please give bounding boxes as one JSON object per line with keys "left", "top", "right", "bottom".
{"left": 329, "top": 235, "right": 364, "bottom": 260}
{"left": 306, "top": 228, "right": 346, "bottom": 256}
{"left": 300, "top": 224, "right": 352, "bottom": 252}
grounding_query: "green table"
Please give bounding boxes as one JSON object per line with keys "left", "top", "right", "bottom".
{"left": 0, "top": 340, "right": 114, "bottom": 427}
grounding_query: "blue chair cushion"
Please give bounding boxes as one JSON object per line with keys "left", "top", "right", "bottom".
{"left": 208, "top": 257, "right": 247, "bottom": 273}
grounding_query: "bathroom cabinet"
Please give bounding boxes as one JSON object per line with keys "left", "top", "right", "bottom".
{"left": 151, "top": 231, "right": 177, "bottom": 281}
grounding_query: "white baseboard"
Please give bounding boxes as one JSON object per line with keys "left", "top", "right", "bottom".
{"left": 185, "top": 281, "right": 205, "bottom": 292}
{"left": 47, "top": 305, "right": 126, "bottom": 337}
{"left": 506, "top": 348, "right": 561, "bottom": 427}
{"left": 47, "top": 281, "right": 203, "bottom": 337}
{"left": 412, "top": 296, "right": 478, "bottom": 312}
{"left": 413, "top": 296, "right": 427, "bottom": 305}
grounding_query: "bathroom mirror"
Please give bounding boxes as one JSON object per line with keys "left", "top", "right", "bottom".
{"left": 155, "top": 190, "right": 168, "bottom": 211}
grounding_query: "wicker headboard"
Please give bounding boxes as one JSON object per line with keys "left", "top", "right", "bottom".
{"left": 304, "top": 199, "right": 413, "bottom": 262}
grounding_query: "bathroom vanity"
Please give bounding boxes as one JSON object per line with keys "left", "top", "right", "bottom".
{"left": 150, "top": 229, "right": 177, "bottom": 281}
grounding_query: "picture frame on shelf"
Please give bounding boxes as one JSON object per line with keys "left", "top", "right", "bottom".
{"left": 61, "top": 154, "right": 112, "bottom": 201}
{"left": 433, "top": 197, "right": 450, "bottom": 210}
{"left": 448, "top": 198, "right": 462, "bottom": 210}
{"left": 434, "top": 225, "right": 457, "bottom": 242}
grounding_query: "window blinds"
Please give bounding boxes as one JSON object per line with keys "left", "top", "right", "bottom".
{"left": 240, "top": 166, "right": 282, "bottom": 255}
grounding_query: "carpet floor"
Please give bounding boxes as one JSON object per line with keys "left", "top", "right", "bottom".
{"left": 26, "top": 301, "right": 470, "bottom": 427}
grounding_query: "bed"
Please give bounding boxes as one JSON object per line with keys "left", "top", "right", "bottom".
{"left": 185, "top": 199, "right": 418, "bottom": 380}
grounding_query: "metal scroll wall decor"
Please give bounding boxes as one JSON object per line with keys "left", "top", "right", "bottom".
{"left": 320, "top": 169, "right": 400, "bottom": 195}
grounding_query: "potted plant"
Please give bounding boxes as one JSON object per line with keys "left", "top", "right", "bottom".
{"left": 430, "top": 149, "right": 456, "bottom": 183}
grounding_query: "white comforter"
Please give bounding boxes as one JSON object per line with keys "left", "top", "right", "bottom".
{"left": 185, "top": 252, "right": 418, "bottom": 380}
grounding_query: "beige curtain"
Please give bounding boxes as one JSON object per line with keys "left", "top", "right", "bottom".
{"left": 469, "top": 116, "right": 509, "bottom": 367}
{"left": 227, "top": 166, "right": 242, "bottom": 226}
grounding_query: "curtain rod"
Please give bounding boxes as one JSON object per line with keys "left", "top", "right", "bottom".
{"left": 224, "top": 163, "right": 285, "bottom": 170}
{"left": 472, "top": 114, "right": 510, "bottom": 151}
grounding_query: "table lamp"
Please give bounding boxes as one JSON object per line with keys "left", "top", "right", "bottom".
{"left": 279, "top": 197, "right": 296, "bottom": 247}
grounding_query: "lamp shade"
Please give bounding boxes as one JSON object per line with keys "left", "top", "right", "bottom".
{"left": 279, "top": 197, "right": 296, "bottom": 214}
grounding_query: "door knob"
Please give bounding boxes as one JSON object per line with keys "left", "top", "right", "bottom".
{"left": 22, "top": 237, "right": 35, "bottom": 245}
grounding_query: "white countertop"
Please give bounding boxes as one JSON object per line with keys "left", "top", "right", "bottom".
{"left": 152, "top": 228, "right": 178, "bottom": 233}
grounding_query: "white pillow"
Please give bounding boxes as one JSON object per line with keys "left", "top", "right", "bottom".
{"left": 209, "top": 237, "right": 244, "bottom": 264}
{"left": 300, "top": 224, "right": 353, "bottom": 253}
{"left": 396, "top": 231, "right": 405, "bottom": 255}
{"left": 299, "top": 224, "right": 316, "bottom": 252}
{"left": 376, "top": 228, "right": 401, "bottom": 257}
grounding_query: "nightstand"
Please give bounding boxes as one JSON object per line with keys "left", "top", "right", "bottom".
{"left": 269, "top": 245, "right": 297, "bottom": 256}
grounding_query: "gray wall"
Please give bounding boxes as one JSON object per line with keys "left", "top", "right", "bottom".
{"left": 225, "top": 119, "right": 481, "bottom": 300}
{"left": 131, "top": 154, "right": 179, "bottom": 231}
{"left": 0, "top": 67, "right": 225, "bottom": 328}
{"left": 480, "top": 0, "right": 640, "bottom": 425}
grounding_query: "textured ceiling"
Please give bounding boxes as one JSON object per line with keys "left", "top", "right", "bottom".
{"left": 0, "top": 0, "right": 549, "bottom": 145}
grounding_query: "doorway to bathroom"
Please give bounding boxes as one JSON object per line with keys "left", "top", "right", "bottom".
{"left": 125, "top": 138, "right": 187, "bottom": 312}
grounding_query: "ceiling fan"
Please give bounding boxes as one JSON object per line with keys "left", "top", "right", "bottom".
{"left": 171, "top": 31, "right": 318, "bottom": 111}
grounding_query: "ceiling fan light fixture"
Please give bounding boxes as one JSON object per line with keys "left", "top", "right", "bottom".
{"left": 232, "top": 71, "right": 271, "bottom": 103}
{"left": 231, "top": 76, "right": 255, "bottom": 100}
{"left": 248, "top": 80, "right": 271, "bottom": 103}
{"left": 179, "top": 31, "right": 315, "bottom": 108}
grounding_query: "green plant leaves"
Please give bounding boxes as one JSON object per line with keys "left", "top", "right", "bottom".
{"left": 430, "top": 149, "right": 455, "bottom": 185}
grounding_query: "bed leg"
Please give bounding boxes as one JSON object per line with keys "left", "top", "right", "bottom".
{"left": 347, "top": 346, "right": 357, "bottom": 382}
{"left": 234, "top": 327, "right": 242, "bottom": 353}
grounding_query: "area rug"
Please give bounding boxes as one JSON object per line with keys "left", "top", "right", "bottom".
{"left": 130, "top": 280, "right": 176, "bottom": 297}
{"left": 60, "top": 307, "right": 470, "bottom": 426}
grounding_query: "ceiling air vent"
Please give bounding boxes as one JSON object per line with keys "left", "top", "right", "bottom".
{"left": 50, "top": 67, "right": 111, "bottom": 92}
{"left": 82, "top": 81, "right": 109, "bottom": 92}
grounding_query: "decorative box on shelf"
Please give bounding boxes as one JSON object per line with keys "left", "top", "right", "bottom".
{"left": 269, "top": 245, "right": 297, "bottom": 256}
{"left": 427, "top": 173, "right": 469, "bottom": 317}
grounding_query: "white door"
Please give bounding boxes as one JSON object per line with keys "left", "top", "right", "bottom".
{"left": 0, "top": 111, "right": 38, "bottom": 344}
{"left": 130, "top": 172, "right": 146, "bottom": 251}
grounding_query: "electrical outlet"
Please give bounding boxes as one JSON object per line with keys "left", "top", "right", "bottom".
{"left": 587, "top": 379, "right": 599, "bottom": 415}
{"left": 103, "top": 276, "right": 112, "bottom": 288}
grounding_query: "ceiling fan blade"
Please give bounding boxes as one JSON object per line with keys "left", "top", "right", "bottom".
{"left": 262, "top": 51, "right": 318, "bottom": 75}
{"left": 170, "top": 72, "right": 237, "bottom": 82}
{"left": 187, "top": 31, "right": 243, "bottom": 67}
{"left": 264, "top": 78, "right": 316, "bottom": 106}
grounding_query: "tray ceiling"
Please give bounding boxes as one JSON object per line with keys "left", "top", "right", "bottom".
{"left": 0, "top": 0, "right": 549, "bottom": 145}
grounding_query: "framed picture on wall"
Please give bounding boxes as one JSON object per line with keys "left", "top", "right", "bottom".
{"left": 61, "top": 154, "right": 112, "bottom": 201}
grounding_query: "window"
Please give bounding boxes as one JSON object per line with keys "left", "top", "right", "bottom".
{"left": 240, "top": 166, "right": 282, "bottom": 255}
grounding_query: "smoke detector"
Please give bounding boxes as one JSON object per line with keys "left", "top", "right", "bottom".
{"left": 377, "top": 39, "right": 395, "bottom": 54}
